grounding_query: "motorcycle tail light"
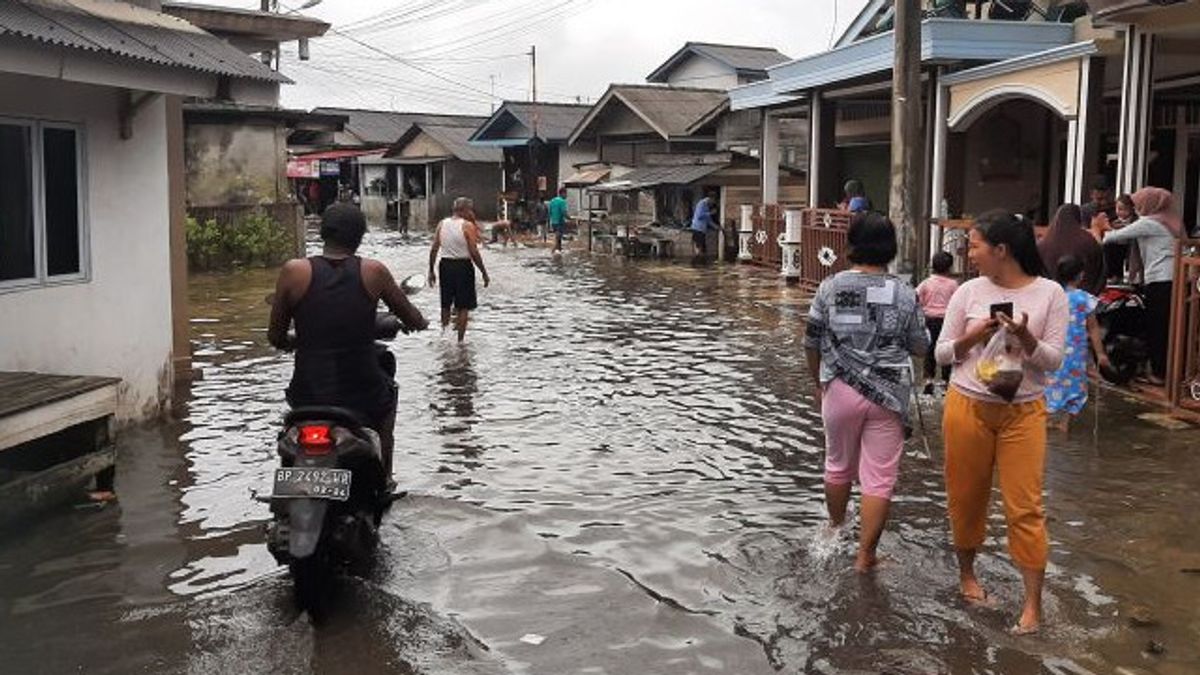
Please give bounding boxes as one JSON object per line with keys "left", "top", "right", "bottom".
{"left": 298, "top": 424, "right": 333, "bottom": 455}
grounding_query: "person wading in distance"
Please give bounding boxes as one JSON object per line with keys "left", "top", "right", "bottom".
{"left": 429, "top": 197, "right": 490, "bottom": 343}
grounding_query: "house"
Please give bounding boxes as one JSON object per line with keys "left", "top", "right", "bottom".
{"left": 160, "top": 2, "right": 333, "bottom": 248}
{"left": 468, "top": 101, "right": 595, "bottom": 224}
{"left": 570, "top": 83, "right": 804, "bottom": 239}
{"left": 380, "top": 117, "right": 501, "bottom": 229}
{"left": 646, "top": 42, "right": 791, "bottom": 90}
{"left": 0, "top": 0, "right": 287, "bottom": 422}
{"left": 732, "top": 2, "right": 1127, "bottom": 228}
{"left": 295, "top": 108, "right": 486, "bottom": 222}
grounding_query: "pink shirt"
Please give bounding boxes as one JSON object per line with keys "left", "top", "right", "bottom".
{"left": 916, "top": 274, "right": 959, "bottom": 318}
{"left": 934, "top": 276, "right": 1069, "bottom": 403}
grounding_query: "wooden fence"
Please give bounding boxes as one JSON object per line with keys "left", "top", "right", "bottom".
{"left": 1167, "top": 239, "right": 1200, "bottom": 411}
{"left": 798, "top": 209, "right": 851, "bottom": 289}
{"left": 748, "top": 205, "right": 850, "bottom": 289}
{"left": 749, "top": 204, "right": 785, "bottom": 267}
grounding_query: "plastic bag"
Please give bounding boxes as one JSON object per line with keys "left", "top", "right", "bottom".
{"left": 975, "top": 327, "right": 1024, "bottom": 402}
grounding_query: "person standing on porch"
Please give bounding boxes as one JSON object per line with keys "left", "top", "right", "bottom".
{"left": 1037, "top": 204, "right": 1104, "bottom": 295}
{"left": 1098, "top": 187, "right": 1182, "bottom": 385}
{"left": 429, "top": 197, "right": 491, "bottom": 343}
{"left": 936, "top": 210, "right": 1068, "bottom": 636}
{"left": 804, "top": 212, "right": 929, "bottom": 573}
{"left": 691, "top": 191, "right": 718, "bottom": 257}
{"left": 548, "top": 187, "right": 570, "bottom": 254}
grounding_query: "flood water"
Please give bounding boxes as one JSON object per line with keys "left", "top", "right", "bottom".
{"left": 1, "top": 232, "right": 1198, "bottom": 674}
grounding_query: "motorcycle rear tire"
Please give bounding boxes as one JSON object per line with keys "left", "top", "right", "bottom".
{"left": 290, "top": 555, "right": 329, "bottom": 615}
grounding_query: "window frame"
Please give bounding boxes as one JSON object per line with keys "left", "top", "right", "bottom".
{"left": 0, "top": 115, "right": 89, "bottom": 293}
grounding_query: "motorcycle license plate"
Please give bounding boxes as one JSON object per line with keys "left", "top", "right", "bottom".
{"left": 273, "top": 468, "right": 352, "bottom": 501}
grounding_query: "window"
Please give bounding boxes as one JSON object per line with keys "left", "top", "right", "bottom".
{"left": 0, "top": 118, "right": 86, "bottom": 288}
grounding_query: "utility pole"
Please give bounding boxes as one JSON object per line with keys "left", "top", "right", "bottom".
{"left": 529, "top": 45, "right": 538, "bottom": 103}
{"left": 490, "top": 75, "right": 496, "bottom": 113}
{"left": 889, "top": 0, "right": 923, "bottom": 279}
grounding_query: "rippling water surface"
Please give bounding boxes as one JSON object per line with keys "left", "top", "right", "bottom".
{"left": 1, "top": 232, "right": 1198, "bottom": 674}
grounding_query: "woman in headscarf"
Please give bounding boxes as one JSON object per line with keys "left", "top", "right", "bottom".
{"left": 1098, "top": 187, "right": 1183, "bottom": 384}
{"left": 1037, "top": 204, "right": 1104, "bottom": 295}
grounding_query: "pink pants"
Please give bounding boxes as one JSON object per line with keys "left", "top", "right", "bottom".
{"left": 821, "top": 378, "right": 905, "bottom": 499}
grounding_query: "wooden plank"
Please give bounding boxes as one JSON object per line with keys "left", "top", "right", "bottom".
{"left": 0, "top": 372, "right": 121, "bottom": 419}
{"left": 0, "top": 445, "right": 115, "bottom": 531}
{"left": 0, "top": 384, "right": 118, "bottom": 452}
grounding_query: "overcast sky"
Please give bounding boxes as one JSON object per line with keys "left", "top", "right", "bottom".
{"left": 195, "top": 0, "right": 871, "bottom": 113}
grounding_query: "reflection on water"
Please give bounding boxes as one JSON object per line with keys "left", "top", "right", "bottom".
{"left": 0, "top": 232, "right": 1198, "bottom": 674}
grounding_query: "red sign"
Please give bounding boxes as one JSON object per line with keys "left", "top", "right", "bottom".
{"left": 287, "top": 158, "right": 319, "bottom": 179}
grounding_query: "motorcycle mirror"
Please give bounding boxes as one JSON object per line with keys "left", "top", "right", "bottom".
{"left": 400, "top": 274, "right": 427, "bottom": 295}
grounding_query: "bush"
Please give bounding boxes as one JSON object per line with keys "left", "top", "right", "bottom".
{"left": 187, "top": 211, "right": 295, "bottom": 271}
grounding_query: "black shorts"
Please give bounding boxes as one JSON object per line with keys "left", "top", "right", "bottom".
{"left": 439, "top": 258, "right": 477, "bottom": 311}
{"left": 692, "top": 230, "right": 708, "bottom": 252}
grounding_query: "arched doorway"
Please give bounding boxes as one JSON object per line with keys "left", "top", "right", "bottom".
{"left": 944, "top": 96, "right": 1071, "bottom": 226}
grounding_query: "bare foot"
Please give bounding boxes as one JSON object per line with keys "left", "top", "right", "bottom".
{"left": 1011, "top": 607, "right": 1041, "bottom": 635}
{"left": 960, "top": 576, "right": 993, "bottom": 607}
{"left": 854, "top": 550, "right": 878, "bottom": 573}
{"left": 87, "top": 490, "right": 117, "bottom": 503}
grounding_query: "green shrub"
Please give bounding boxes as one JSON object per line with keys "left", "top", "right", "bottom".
{"left": 186, "top": 211, "right": 295, "bottom": 271}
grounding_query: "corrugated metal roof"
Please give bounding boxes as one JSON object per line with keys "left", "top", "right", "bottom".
{"left": 504, "top": 102, "right": 591, "bottom": 142}
{"left": 311, "top": 108, "right": 486, "bottom": 147}
{"left": 610, "top": 85, "right": 728, "bottom": 138}
{"left": 419, "top": 124, "right": 502, "bottom": 163}
{"left": 0, "top": 0, "right": 288, "bottom": 82}
{"left": 562, "top": 167, "right": 610, "bottom": 186}
{"left": 591, "top": 162, "right": 726, "bottom": 191}
{"left": 469, "top": 101, "right": 591, "bottom": 144}
{"left": 386, "top": 121, "right": 502, "bottom": 163}
{"left": 647, "top": 42, "right": 791, "bottom": 83}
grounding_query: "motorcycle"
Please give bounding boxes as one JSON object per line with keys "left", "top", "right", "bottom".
{"left": 264, "top": 274, "right": 424, "bottom": 613}
{"left": 1095, "top": 283, "right": 1148, "bottom": 386}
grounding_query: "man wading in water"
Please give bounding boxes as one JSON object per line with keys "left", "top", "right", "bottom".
{"left": 429, "top": 197, "right": 491, "bottom": 342}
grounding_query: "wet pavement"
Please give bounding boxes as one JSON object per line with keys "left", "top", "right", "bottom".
{"left": 1, "top": 232, "right": 1199, "bottom": 674}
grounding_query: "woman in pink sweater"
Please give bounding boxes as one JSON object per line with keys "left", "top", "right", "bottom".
{"left": 935, "top": 210, "right": 1069, "bottom": 636}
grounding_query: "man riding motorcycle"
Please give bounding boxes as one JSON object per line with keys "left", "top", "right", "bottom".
{"left": 267, "top": 203, "right": 428, "bottom": 482}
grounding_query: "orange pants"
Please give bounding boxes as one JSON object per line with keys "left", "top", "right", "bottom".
{"left": 942, "top": 388, "right": 1048, "bottom": 570}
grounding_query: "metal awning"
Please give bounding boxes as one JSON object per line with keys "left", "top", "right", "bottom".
{"left": 734, "top": 18, "right": 1075, "bottom": 111}
{"left": 590, "top": 163, "right": 726, "bottom": 192}
{"left": 0, "top": 0, "right": 289, "bottom": 83}
{"left": 562, "top": 167, "right": 611, "bottom": 186}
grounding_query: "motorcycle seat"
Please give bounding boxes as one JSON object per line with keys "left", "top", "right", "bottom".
{"left": 285, "top": 406, "right": 370, "bottom": 430}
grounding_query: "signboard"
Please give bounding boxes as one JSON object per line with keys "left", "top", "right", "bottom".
{"left": 286, "top": 158, "right": 319, "bottom": 179}
{"left": 320, "top": 160, "right": 341, "bottom": 177}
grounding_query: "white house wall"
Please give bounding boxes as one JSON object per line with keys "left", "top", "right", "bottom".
{"left": 0, "top": 73, "right": 174, "bottom": 422}
{"left": 661, "top": 54, "right": 739, "bottom": 90}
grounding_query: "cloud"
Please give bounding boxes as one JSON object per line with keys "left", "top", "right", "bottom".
{"left": 260, "top": 0, "right": 869, "bottom": 112}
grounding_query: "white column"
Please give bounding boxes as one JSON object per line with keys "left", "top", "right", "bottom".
{"left": 738, "top": 204, "right": 754, "bottom": 260}
{"left": 808, "top": 93, "right": 823, "bottom": 208}
{"left": 1065, "top": 55, "right": 1092, "bottom": 205}
{"left": 1064, "top": 118, "right": 1080, "bottom": 204}
{"left": 1118, "top": 28, "right": 1155, "bottom": 194}
{"left": 779, "top": 209, "right": 803, "bottom": 282}
{"left": 930, "top": 79, "right": 949, "bottom": 260}
{"left": 762, "top": 111, "right": 781, "bottom": 205}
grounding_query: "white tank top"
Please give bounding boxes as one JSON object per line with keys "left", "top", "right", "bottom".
{"left": 438, "top": 217, "right": 471, "bottom": 259}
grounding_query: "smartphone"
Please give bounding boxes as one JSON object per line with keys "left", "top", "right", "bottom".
{"left": 989, "top": 302, "right": 1014, "bottom": 320}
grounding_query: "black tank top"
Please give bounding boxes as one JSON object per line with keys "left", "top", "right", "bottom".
{"left": 286, "top": 256, "right": 389, "bottom": 415}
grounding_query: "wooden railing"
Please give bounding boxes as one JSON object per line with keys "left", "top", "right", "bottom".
{"left": 749, "top": 204, "right": 785, "bottom": 267}
{"left": 1167, "top": 239, "right": 1200, "bottom": 411}
{"left": 798, "top": 209, "right": 851, "bottom": 289}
